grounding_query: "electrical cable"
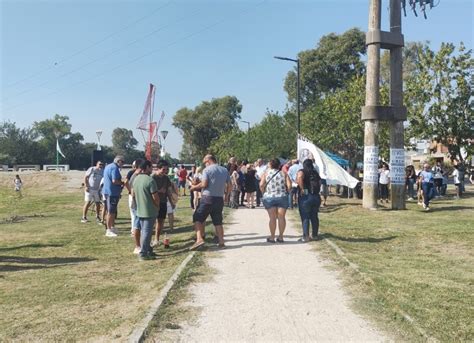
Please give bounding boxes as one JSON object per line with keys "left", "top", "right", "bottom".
{"left": 4, "top": 0, "right": 174, "bottom": 89}
{"left": 1, "top": 0, "right": 267, "bottom": 114}
{"left": 2, "top": 5, "right": 203, "bottom": 103}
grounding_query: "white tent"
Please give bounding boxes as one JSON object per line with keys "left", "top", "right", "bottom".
{"left": 297, "top": 135, "right": 359, "bottom": 189}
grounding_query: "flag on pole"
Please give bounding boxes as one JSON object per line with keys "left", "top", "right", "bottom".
{"left": 56, "top": 139, "right": 66, "bottom": 158}
{"left": 297, "top": 135, "right": 359, "bottom": 189}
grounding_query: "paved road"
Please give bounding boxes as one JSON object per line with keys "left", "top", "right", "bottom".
{"left": 164, "top": 207, "right": 387, "bottom": 342}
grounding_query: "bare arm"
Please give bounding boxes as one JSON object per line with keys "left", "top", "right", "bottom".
{"left": 124, "top": 178, "right": 132, "bottom": 193}
{"left": 151, "top": 191, "right": 160, "bottom": 208}
{"left": 284, "top": 172, "right": 292, "bottom": 191}
{"left": 259, "top": 171, "right": 267, "bottom": 193}
{"left": 190, "top": 178, "right": 208, "bottom": 191}
{"left": 296, "top": 170, "right": 305, "bottom": 195}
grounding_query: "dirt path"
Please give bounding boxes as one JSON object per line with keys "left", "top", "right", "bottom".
{"left": 162, "top": 207, "right": 387, "bottom": 342}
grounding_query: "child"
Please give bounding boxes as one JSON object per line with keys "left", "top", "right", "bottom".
{"left": 14, "top": 175, "right": 23, "bottom": 192}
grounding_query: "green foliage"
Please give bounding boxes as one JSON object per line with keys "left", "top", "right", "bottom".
{"left": 0, "top": 121, "right": 45, "bottom": 164}
{"left": 405, "top": 42, "right": 474, "bottom": 161}
{"left": 284, "top": 28, "right": 366, "bottom": 110}
{"left": 173, "top": 96, "right": 242, "bottom": 160}
{"left": 111, "top": 127, "right": 139, "bottom": 162}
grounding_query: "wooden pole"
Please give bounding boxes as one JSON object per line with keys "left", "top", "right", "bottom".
{"left": 389, "top": 0, "right": 406, "bottom": 209}
{"left": 362, "top": 0, "right": 381, "bottom": 209}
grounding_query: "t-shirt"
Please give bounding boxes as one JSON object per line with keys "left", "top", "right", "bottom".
{"left": 85, "top": 166, "right": 104, "bottom": 190}
{"left": 420, "top": 170, "right": 434, "bottom": 183}
{"left": 103, "top": 163, "right": 122, "bottom": 196}
{"left": 288, "top": 163, "right": 302, "bottom": 183}
{"left": 452, "top": 169, "right": 460, "bottom": 184}
{"left": 178, "top": 169, "right": 188, "bottom": 182}
{"left": 133, "top": 174, "right": 158, "bottom": 218}
{"left": 255, "top": 164, "right": 267, "bottom": 181}
{"left": 379, "top": 170, "right": 390, "bottom": 185}
{"left": 202, "top": 164, "right": 230, "bottom": 197}
{"left": 152, "top": 173, "right": 172, "bottom": 204}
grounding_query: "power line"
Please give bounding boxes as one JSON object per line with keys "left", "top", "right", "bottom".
{"left": 2, "top": 5, "right": 203, "bottom": 103}
{"left": 3, "top": 0, "right": 174, "bottom": 90}
{"left": 2, "top": 0, "right": 267, "bottom": 114}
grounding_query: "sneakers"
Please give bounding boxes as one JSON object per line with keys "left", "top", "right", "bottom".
{"left": 422, "top": 203, "right": 426, "bottom": 209}
{"left": 133, "top": 247, "right": 141, "bottom": 254}
{"left": 407, "top": 197, "right": 414, "bottom": 201}
{"left": 138, "top": 254, "right": 156, "bottom": 261}
{"left": 105, "top": 229, "right": 118, "bottom": 237}
{"left": 151, "top": 239, "right": 159, "bottom": 248}
{"left": 81, "top": 217, "right": 89, "bottom": 223}
{"left": 425, "top": 207, "right": 430, "bottom": 211}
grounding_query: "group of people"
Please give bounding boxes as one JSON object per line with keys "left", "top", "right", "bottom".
{"left": 80, "top": 152, "right": 473, "bottom": 260}
{"left": 79, "top": 154, "right": 325, "bottom": 260}
{"left": 379, "top": 160, "right": 470, "bottom": 211}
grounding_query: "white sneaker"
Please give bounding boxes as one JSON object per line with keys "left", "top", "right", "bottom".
{"left": 425, "top": 207, "right": 430, "bottom": 211}
{"left": 151, "top": 239, "right": 159, "bottom": 248}
{"left": 110, "top": 227, "right": 118, "bottom": 234}
{"left": 105, "top": 229, "right": 118, "bottom": 237}
{"left": 81, "top": 217, "right": 89, "bottom": 223}
{"left": 422, "top": 203, "right": 426, "bottom": 209}
{"left": 133, "top": 247, "right": 141, "bottom": 254}
{"left": 407, "top": 197, "right": 414, "bottom": 201}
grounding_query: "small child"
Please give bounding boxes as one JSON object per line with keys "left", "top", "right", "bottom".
{"left": 14, "top": 174, "right": 23, "bottom": 192}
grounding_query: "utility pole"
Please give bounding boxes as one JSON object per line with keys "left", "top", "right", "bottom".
{"left": 362, "top": 0, "right": 407, "bottom": 210}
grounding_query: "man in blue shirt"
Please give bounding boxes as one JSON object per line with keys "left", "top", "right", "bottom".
{"left": 420, "top": 163, "right": 434, "bottom": 211}
{"left": 103, "top": 155, "right": 125, "bottom": 237}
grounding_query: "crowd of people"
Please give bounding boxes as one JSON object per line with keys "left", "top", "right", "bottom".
{"left": 79, "top": 154, "right": 472, "bottom": 260}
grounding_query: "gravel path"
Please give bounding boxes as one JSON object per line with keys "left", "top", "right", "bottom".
{"left": 168, "top": 207, "right": 387, "bottom": 342}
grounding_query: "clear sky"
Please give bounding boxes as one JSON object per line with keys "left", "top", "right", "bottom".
{"left": 1, "top": 0, "right": 472, "bottom": 158}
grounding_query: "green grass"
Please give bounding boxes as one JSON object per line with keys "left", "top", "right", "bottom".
{"left": 0, "top": 177, "right": 199, "bottom": 341}
{"left": 306, "top": 187, "right": 474, "bottom": 342}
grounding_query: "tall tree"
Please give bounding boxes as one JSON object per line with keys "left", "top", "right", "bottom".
{"left": 32, "top": 114, "right": 84, "bottom": 164}
{"left": 405, "top": 42, "right": 473, "bottom": 161}
{"left": 0, "top": 121, "right": 45, "bottom": 164}
{"left": 111, "top": 128, "right": 138, "bottom": 161}
{"left": 173, "top": 96, "right": 242, "bottom": 159}
{"left": 284, "top": 28, "right": 366, "bottom": 110}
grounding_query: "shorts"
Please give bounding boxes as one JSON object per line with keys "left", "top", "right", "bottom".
{"left": 167, "top": 201, "right": 176, "bottom": 214}
{"left": 85, "top": 189, "right": 101, "bottom": 202}
{"left": 157, "top": 202, "right": 167, "bottom": 220}
{"left": 105, "top": 195, "right": 120, "bottom": 214}
{"left": 262, "top": 195, "right": 288, "bottom": 209}
{"left": 178, "top": 180, "right": 186, "bottom": 188}
{"left": 132, "top": 209, "right": 141, "bottom": 230}
{"left": 193, "top": 195, "right": 224, "bottom": 225}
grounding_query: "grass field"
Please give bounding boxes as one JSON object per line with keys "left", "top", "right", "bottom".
{"left": 0, "top": 171, "right": 202, "bottom": 341}
{"left": 310, "top": 186, "right": 474, "bottom": 342}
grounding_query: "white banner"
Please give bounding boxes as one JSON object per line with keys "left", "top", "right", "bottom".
{"left": 297, "top": 136, "right": 359, "bottom": 189}
{"left": 363, "top": 146, "right": 379, "bottom": 184}
{"left": 390, "top": 148, "right": 405, "bottom": 185}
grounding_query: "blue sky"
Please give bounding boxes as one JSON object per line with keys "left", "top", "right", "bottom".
{"left": 1, "top": 0, "right": 472, "bottom": 158}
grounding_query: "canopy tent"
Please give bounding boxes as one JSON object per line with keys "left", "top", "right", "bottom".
{"left": 324, "top": 151, "right": 349, "bottom": 168}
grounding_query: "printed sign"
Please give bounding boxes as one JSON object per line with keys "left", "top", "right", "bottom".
{"left": 390, "top": 148, "right": 405, "bottom": 185}
{"left": 363, "top": 146, "right": 379, "bottom": 184}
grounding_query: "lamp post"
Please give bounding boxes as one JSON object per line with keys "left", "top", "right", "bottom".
{"left": 95, "top": 130, "right": 103, "bottom": 151}
{"left": 274, "top": 56, "right": 300, "bottom": 134}
{"left": 240, "top": 120, "right": 250, "bottom": 159}
{"left": 160, "top": 130, "right": 168, "bottom": 157}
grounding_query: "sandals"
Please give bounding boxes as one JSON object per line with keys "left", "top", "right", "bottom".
{"left": 190, "top": 241, "right": 205, "bottom": 251}
{"left": 276, "top": 237, "right": 284, "bottom": 243}
{"left": 266, "top": 237, "right": 276, "bottom": 243}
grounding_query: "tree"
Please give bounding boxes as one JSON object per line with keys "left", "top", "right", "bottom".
{"left": 284, "top": 28, "right": 366, "bottom": 110}
{"left": 0, "top": 121, "right": 45, "bottom": 165}
{"left": 111, "top": 128, "right": 139, "bottom": 162}
{"left": 405, "top": 42, "right": 474, "bottom": 161}
{"left": 32, "top": 114, "right": 84, "bottom": 164}
{"left": 173, "top": 96, "right": 242, "bottom": 159}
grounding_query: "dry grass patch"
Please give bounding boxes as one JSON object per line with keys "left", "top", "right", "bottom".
{"left": 0, "top": 171, "right": 198, "bottom": 341}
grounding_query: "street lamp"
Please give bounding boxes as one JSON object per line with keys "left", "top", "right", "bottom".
{"left": 240, "top": 120, "right": 250, "bottom": 159}
{"left": 95, "top": 130, "right": 103, "bottom": 151}
{"left": 274, "top": 56, "right": 300, "bottom": 134}
{"left": 160, "top": 130, "right": 168, "bottom": 157}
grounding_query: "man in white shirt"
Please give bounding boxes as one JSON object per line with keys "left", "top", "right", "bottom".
{"left": 82, "top": 161, "right": 104, "bottom": 223}
{"left": 288, "top": 159, "right": 302, "bottom": 208}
